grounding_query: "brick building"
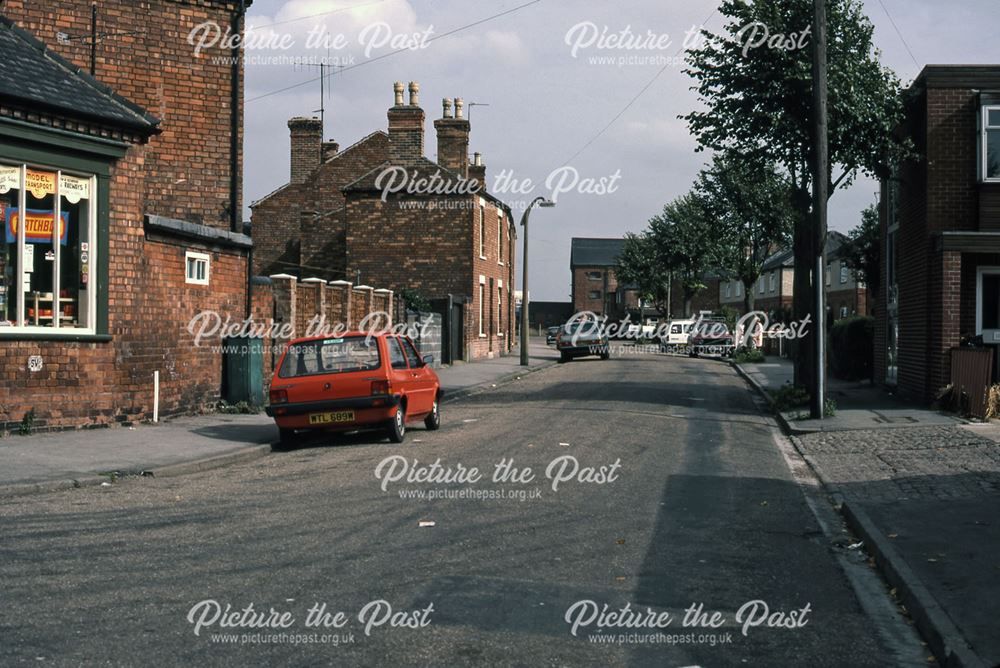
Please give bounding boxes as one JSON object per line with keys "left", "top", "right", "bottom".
{"left": 718, "top": 232, "right": 866, "bottom": 320}
{"left": 571, "top": 237, "right": 720, "bottom": 321}
{"left": 251, "top": 82, "right": 516, "bottom": 362}
{"left": 0, "top": 1, "right": 252, "bottom": 430}
{"left": 875, "top": 65, "right": 1000, "bottom": 402}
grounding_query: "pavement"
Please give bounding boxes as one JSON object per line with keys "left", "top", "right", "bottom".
{"left": 736, "top": 355, "right": 1000, "bottom": 668}
{"left": 0, "top": 339, "right": 557, "bottom": 498}
{"left": 738, "top": 357, "right": 964, "bottom": 434}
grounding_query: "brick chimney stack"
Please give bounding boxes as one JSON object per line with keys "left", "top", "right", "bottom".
{"left": 387, "top": 81, "right": 425, "bottom": 164}
{"left": 434, "top": 96, "right": 470, "bottom": 177}
{"left": 288, "top": 117, "right": 323, "bottom": 184}
{"left": 468, "top": 152, "right": 486, "bottom": 190}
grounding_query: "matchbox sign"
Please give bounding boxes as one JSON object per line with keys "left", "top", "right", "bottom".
{"left": 5, "top": 208, "right": 70, "bottom": 245}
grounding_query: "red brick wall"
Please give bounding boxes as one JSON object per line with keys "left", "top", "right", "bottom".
{"left": 572, "top": 266, "right": 615, "bottom": 315}
{"left": 0, "top": 149, "right": 251, "bottom": 431}
{"left": 251, "top": 132, "right": 389, "bottom": 279}
{"left": 3, "top": 0, "right": 245, "bottom": 228}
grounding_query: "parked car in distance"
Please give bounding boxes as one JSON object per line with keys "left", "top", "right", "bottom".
{"left": 556, "top": 321, "right": 610, "bottom": 362}
{"left": 266, "top": 332, "right": 441, "bottom": 447}
{"left": 688, "top": 320, "right": 735, "bottom": 358}
{"left": 659, "top": 319, "right": 695, "bottom": 353}
{"left": 546, "top": 326, "right": 561, "bottom": 345}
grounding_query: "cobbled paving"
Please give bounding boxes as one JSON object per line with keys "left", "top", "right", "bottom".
{"left": 795, "top": 426, "right": 1000, "bottom": 502}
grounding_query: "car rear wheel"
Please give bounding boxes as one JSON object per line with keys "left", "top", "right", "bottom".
{"left": 387, "top": 404, "right": 406, "bottom": 443}
{"left": 424, "top": 398, "right": 441, "bottom": 430}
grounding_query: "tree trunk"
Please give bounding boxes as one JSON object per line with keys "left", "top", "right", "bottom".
{"left": 683, "top": 287, "right": 696, "bottom": 318}
{"left": 743, "top": 281, "right": 755, "bottom": 314}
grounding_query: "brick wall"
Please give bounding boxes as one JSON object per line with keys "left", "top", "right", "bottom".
{"left": 0, "top": 149, "right": 251, "bottom": 431}
{"left": 3, "top": 0, "right": 245, "bottom": 227}
{"left": 251, "top": 131, "right": 389, "bottom": 279}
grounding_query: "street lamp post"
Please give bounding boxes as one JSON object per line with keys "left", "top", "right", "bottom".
{"left": 520, "top": 196, "right": 555, "bottom": 366}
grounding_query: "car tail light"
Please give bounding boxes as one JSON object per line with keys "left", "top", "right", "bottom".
{"left": 269, "top": 388, "right": 288, "bottom": 404}
{"left": 371, "top": 380, "right": 390, "bottom": 396}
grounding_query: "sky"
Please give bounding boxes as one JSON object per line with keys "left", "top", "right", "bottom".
{"left": 241, "top": 0, "right": 1000, "bottom": 301}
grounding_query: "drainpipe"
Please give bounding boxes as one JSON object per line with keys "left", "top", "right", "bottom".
{"left": 229, "top": 0, "right": 246, "bottom": 233}
{"left": 231, "top": 0, "right": 249, "bottom": 319}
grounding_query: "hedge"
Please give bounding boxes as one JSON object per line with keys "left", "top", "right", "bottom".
{"left": 829, "top": 315, "right": 874, "bottom": 381}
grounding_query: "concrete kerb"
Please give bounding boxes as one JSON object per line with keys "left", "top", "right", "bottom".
{"left": 841, "top": 501, "right": 987, "bottom": 668}
{"left": 441, "top": 359, "right": 559, "bottom": 404}
{"left": 2, "top": 361, "right": 558, "bottom": 499}
{"left": 0, "top": 443, "right": 273, "bottom": 500}
{"left": 732, "top": 359, "right": 987, "bottom": 668}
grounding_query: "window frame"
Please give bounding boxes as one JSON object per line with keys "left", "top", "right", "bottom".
{"left": 478, "top": 279, "right": 485, "bottom": 337}
{"left": 497, "top": 209, "right": 504, "bottom": 265}
{"left": 0, "top": 159, "right": 99, "bottom": 335}
{"left": 185, "top": 250, "right": 210, "bottom": 286}
{"left": 769, "top": 272, "right": 776, "bottom": 292}
{"left": 478, "top": 204, "right": 486, "bottom": 259}
{"left": 982, "top": 105, "right": 1000, "bottom": 182}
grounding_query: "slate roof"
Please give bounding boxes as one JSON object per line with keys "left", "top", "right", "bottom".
{"left": 0, "top": 15, "right": 158, "bottom": 135}
{"left": 570, "top": 238, "right": 625, "bottom": 267}
{"left": 760, "top": 231, "right": 850, "bottom": 270}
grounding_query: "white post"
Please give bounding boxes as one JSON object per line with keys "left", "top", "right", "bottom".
{"left": 153, "top": 370, "right": 160, "bottom": 423}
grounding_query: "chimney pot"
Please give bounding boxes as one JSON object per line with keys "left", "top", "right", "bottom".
{"left": 393, "top": 81, "right": 404, "bottom": 106}
{"left": 408, "top": 81, "right": 420, "bottom": 106}
{"left": 473, "top": 152, "right": 482, "bottom": 166}
{"left": 322, "top": 140, "right": 340, "bottom": 162}
{"left": 442, "top": 97, "right": 453, "bottom": 119}
{"left": 454, "top": 97, "right": 464, "bottom": 119}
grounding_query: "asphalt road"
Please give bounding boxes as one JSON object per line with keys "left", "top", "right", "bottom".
{"left": 0, "top": 351, "right": 928, "bottom": 666}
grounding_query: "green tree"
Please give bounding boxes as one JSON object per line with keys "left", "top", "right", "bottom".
{"left": 683, "top": 0, "right": 912, "bottom": 385}
{"left": 615, "top": 232, "right": 672, "bottom": 318}
{"left": 840, "top": 203, "right": 880, "bottom": 303}
{"left": 650, "top": 193, "right": 722, "bottom": 318}
{"left": 694, "top": 153, "right": 795, "bottom": 313}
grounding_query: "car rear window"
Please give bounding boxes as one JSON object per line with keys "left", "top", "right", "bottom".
{"left": 278, "top": 336, "right": 381, "bottom": 378}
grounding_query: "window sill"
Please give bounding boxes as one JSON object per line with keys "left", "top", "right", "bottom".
{"left": 479, "top": 255, "right": 487, "bottom": 261}
{"left": 479, "top": 334, "right": 487, "bottom": 338}
{"left": 0, "top": 331, "right": 111, "bottom": 343}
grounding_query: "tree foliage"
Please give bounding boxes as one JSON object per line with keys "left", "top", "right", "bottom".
{"left": 694, "top": 153, "right": 795, "bottom": 311}
{"left": 615, "top": 232, "right": 672, "bottom": 317}
{"left": 683, "top": 0, "right": 912, "bottom": 197}
{"left": 840, "top": 203, "right": 880, "bottom": 297}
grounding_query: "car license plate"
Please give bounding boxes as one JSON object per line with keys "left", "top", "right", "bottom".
{"left": 308, "top": 410, "right": 354, "bottom": 425}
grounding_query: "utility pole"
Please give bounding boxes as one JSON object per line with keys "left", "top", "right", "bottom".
{"left": 810, "top": 0, "right": 828, "bottom": 419}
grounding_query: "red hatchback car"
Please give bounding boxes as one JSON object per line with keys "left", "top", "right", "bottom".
{"left": 265, "top": 332, "right": 441, "bottom": 447}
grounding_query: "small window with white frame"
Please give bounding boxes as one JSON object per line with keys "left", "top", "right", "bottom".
{"left": 983, "top": 105, "right": 1000, "bottom": 181}
{"left": 840, "top": 264, "right": 849, "bottom": 284}
{"left": 769, "top": 272, "right": 776, "bottom": 292}
{"left": 185, "top": 250, "right": 210, "bottom": 285}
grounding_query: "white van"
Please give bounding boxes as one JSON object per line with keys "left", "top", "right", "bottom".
{"left": 659, "top": 319, "right": 695, "bottom": 353}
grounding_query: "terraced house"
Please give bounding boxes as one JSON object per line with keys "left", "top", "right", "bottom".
{"left": 0, "top": 0, "right": 252, "bottom": 430}
{"left": 251, "top": 82, "right": 516, "bottom": 363}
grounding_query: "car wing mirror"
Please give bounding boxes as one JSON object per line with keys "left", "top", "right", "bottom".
{"left": 422, "top": 354, "right": 434, "bottom": 366}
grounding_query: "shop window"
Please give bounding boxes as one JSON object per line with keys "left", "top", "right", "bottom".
{"left": 185, "top": 251, "right": 210, "bottom": 285}
{"left": 0, "top": 162, "right": 95, "bottom": 331}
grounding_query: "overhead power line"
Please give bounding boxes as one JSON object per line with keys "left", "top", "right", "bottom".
{"left": 559, "top": 7, "right": 716, "bottom": 166}
{"left": 246, "top": 0, "right": 543, "bottom": 104}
